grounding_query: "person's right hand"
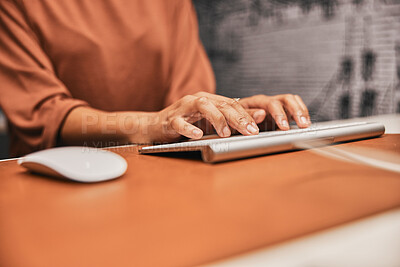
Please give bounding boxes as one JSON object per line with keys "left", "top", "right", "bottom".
{"left": 152, "top": 92, "right": 261, "bottom": 143}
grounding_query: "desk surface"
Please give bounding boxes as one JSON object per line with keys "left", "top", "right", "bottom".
{"left": 0, "top": 135, "right": 400, "bottom": 267}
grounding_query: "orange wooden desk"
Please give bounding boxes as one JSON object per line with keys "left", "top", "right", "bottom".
{"left": 1, "top": 135, "right": 399, "bottom": 267}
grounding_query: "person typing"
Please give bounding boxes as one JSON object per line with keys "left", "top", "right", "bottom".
{"left": 0, "top": 0, "right": 310, "bottom": 157}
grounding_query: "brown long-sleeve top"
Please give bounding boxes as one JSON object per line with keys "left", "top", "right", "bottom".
{"left": 0, "top": 0, "right": 215, "bottom": 157}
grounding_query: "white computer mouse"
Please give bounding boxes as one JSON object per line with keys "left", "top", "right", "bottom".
{"left": 18, "top": 146, "right": 127, "bottom": 183}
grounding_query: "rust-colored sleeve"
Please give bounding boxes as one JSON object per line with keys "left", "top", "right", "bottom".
{"left": 0, "top": 0, "right": 88, "bottom": 156}
{"left": 164, "top": 0, "right": 216, "bottom": 107}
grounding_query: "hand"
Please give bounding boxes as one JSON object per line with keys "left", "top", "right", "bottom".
{"left": 150, "top": 92, "right": 310, "bottom": 143}
{"left": 152, "top": 92, "right": 259, "bottom": 142}
{"left": 60, "top": 93, "right": 311, "bottom": 147}
{"left": 239, "top": 94, "right": 311, "bottom": 131}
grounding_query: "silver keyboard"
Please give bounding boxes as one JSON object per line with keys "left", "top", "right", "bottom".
{"left": 139, "top": 121, "right": 385, "bottom": 163}
{"left": 142, "top": 121, "right": 369, "bottom": 150}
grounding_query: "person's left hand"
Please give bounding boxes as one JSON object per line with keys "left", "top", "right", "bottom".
{"left": 238, "top": 94, "right": 311, "bottom": 131}
{"left": 195, "top": 93, "right": 311, "bottom": 134}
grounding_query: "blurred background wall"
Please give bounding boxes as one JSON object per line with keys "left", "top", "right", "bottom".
{"left": 193, "top": 0, "right": 400, "bottom": 121}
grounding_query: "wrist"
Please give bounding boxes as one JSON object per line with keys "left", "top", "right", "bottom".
{"left": 120, "top": 111, "right": 160, "bottom": 144}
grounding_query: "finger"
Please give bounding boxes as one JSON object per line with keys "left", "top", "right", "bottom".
{"left": 194, "top": 97, "right": 231, "bottom": 137}
{"left": 229, "top": 99, "right": 261, "bottom": 134}
{"left": 236, "top": 95, "right": 288, "bottom": 128}
{"left": 265, "top": 100, "right": 290, "bottom": 130}
{"left": 170, "top": 117, "right": 203, "bottom": 139}
{"left": 246, "top": 109, "right": 266, "bottom": 124}
{"left": 279, "top": 95, "right": 310, "bottom": 128}
{"left": 216, "top": 100, "right": 259, "bottom": 136}
{"left": 294, "top": 95, "right": 311, "bottom": 124}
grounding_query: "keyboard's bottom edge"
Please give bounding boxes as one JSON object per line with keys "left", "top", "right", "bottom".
{"left": 202, "top": 131, "right": 385, "bottom": 163}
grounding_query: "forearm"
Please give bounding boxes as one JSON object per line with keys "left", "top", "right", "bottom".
{"left": 59, "top": 93, "right": 311, "bottom": 147}
{"left": 60, "top": 106, "right": 159, "bottom": 146}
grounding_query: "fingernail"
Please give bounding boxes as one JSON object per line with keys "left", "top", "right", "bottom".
{"left": 300, "top": 116, "right": 308, "bottom": 125}
{"left": 222, "top": 126, "right": 231, "bottom": 137}
{"left": 247, "top": 123, "right": 259, "bottom": 134}
{"left": 281, "top": 119, "right": 289, "bottom": 128}
{"left": 192, "top": 129, "right": 202, "bottom": 137}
